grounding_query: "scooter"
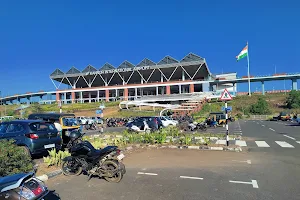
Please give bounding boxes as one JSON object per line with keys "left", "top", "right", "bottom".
{"left": 0, "top": 171, "right": 49, "bottom": 200}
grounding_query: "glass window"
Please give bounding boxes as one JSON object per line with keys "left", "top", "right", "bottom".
{"left": 0, "top": 123, "right": 8, "bottom": 134}
{"left": 29, "top": 122, "right": 53, "bottom": 132}
{"left": 6, "top": 124, "right": 25, "bottom": 133}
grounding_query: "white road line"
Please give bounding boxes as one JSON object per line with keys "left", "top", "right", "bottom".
{"left": 296, "top": 141, "right": 300, "bottom": 144}
{"left": 229, "top": 180, "right": 259, "bottom": 188}
{"left": 275, "top": 141, "right": 295, "bottom": 148}
{"left": 216, "top": 140, "right": 226, "bottom": 145}
{"left": 255, "top": 141, "right": 270, "bottom": 147}
{"left": 269, "top": 128, "right": 275, "bottom": 131}
{"left": 137, "top": 172, "right": 158, "bottom": 176}
{"left": 180, "top": 176, "right": 203, "bottom": 180}
{"left": 283, "top": 135, "right": 296, "bottom": 140}
{"left": 261, "top": 125, "right": 265, "bottom": 127}
{"left": 232, "top": 160, "right": 251, "bottom": 164}
{"left": 235, "top": 140, "right": 247, "bottom": 147}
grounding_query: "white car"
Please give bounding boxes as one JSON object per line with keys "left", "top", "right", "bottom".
{"left": 76, "top": 116, "right": 93, "bottom": 125}
{"left": 159, "top": 116, "right": 178, "bottom": 127}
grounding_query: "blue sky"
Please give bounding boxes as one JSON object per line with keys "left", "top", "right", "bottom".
{"left": 0, "top": 0, "right": 299, "bottom": 96}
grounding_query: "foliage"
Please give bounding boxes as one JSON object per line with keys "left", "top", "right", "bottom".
{"left": 43, "top": 149, "right": 71, "bottom": 167}
{"left": 31, "top": 103, "right": 43, "bottom": 113}
{"left": 0, "top": 140, "right": 34, "bottom": 176}
{"left": 286, "top": 90, "right": 300, "bottom": 109}
{"left": 249, "top": 97, "right": 271, "bottom": 115}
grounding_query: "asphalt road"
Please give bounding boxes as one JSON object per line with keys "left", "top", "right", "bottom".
{"left": 43, "top": 120, "right": 300, "bottom": 199}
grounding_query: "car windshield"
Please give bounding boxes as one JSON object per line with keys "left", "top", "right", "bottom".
{"left": 62, "top": 118, "right": 78, "bottom": 126}
{"left": 29, "top": 122, "right": 55, "bottom": 132}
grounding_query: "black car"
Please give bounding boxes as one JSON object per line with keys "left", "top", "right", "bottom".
{"left": 135, "top": 117, "right": 164, "bottom": 129}
{"left": 0, "top": 120, "right": 62, "bottom": 156}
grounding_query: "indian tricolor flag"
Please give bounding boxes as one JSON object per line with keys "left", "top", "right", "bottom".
{"left": 236, "top": 45, "right": 248, "bottom": 61}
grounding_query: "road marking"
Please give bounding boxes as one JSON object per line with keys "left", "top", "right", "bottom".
{"left": 180, "top": 176, "right": 203, "bottom": 180}
{"left": 296, "top": 141, "right": 300, "bottom": 144}
{"left": 283, "top": 135, "right": 296, "bottom": 140}
{"left": 275, "top": 141, "right": 295, "bottom": 148}
{"left": 235, "top": 140, "right": 247, "bottom": 147}
{"left": 255, "top": 141, "right": 270, "bottom": 147}
{"left": 216, "top": 140, "right": 226, "bottom": 145}
{"left": 269, "top": 128, "right": 275, "bottom": 131}
{"left": 137, "top": 172, "right": 158, "bottom": 176}
{"left": 261, "top": 125, "right": 265, "bottom": 127}
{"left": 229, "top": 180, "right": 259, "bottom": 188}
{"left": 232, "top": 160, "right": 251, "bottom": 164}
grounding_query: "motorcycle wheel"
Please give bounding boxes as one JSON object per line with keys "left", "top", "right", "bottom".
{"left": 103, "top": 160, "right": 123, "bottom": 183}
{"left": 62, "top": 160, "right": 82, "bottom": 176}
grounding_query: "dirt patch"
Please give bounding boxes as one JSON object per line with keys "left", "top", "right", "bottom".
{"left": 36, "top": 163, "right": 60, "bottom": 177}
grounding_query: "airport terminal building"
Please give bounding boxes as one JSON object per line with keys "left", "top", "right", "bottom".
{"left": 50, "top": 53, "right": 223, "bottom": 103}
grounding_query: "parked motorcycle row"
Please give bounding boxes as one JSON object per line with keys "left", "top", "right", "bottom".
{"left": 0, "top": 130, "right": 126, "bottom": 200}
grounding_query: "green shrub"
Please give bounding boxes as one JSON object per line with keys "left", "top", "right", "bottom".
{"left": 249, "top": 97, "right": 271, "bottom": 115}
{"left": 0, "top": 140, "right": 34, "bottom": 176}
{"left": 43, "top": 149, "right": 71, "bottom": 167}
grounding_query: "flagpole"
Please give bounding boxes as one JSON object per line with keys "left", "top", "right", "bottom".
{"left": 247, "top": 42, "right": 251, "bottom": 96}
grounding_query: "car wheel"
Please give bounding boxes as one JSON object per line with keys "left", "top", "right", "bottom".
{"left": 20, "top": 146, "right": 31, "bottom": 158}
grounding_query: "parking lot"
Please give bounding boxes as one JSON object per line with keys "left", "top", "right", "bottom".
{"left": 43, "top": 119, "right": 300, "bottom": 200}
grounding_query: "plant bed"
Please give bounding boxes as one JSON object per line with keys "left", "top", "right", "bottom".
{"left": 36, "top": 163, "right": 60, "bottom": 177}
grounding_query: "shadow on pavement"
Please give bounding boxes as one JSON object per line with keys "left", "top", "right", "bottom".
{"left": 44, "top": 190, "right": 61, "bottom": 200}
{"left": 285, "top": 124, "right": 300, "bottom": 126}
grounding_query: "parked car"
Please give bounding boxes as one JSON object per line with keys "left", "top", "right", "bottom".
{"left": 0, "top": 120, "right": 62, "bottom": 156}
{"left": 126, "top": 119, "right": 153, "bottom": 133}
{"left": 159, "top": 116, "right": 178, "bottom": 127}
{"left": 91, "top": 117, "right": 104, "bottom": 124}
{"left": 136, "top": 117, "right": 164, "bottom": 129}
{"left": 76, "top": 116, "right": 91, "bottom": 125}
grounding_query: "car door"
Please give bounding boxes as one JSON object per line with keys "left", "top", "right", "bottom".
{"left": 3, "top": 123, "right": 26, "bottom": 143}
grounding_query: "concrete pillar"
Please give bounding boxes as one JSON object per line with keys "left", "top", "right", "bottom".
{"left": 105, "top": 77, "right": 108, "bottom": 86}
{"left": 156, "top": 86, "right": 159, "bottom": 96}
{"left": 56, "top": 92, "right": 60, "bottom": 102}
{"left": 124, "top": 88, "right": 128, "bottom": 100}
{"left": 179, "top": 85, "right": 182, "bottom": 94}
{"left": 262, "top": 81, "right": 265, "bottom": 95}
{"left": 166, "top": 85, "right": 171, "bottom": 95}
{"left": 97, "top": 90, "right": 100, "bottom": 102}
{"left": 161, "top": 87, "right": 165, "bottom": 95}
{"left": 182, "top": 70, "right": 185, "bottom": 81}
{"left": 105, "top": 90, "right": 109, "bottom": 102}
{"left": 79, "top": 92, "right": 83, "bottom": 103}
{"left": 161, "top": 74, "right": 164, "bottom": 82}
{"left": 71, "top": 92, "right": 75, "bottom": 103}
{"left": 292, "top": 79, "right": 298, "bottom": 90}
{"left": 135, "top": 88, "right": 138, "bottom": 99}
{"left": 115, "top": 89, "right": 118, "bottom": 99}
{"left": 189, "top": 84, "right": 194, "bottom": 93}
{"left": 64, "top": 93, "right": 67, "bottom": 104}
{"left": 27, "top": 97, "right": 30, "bottom": 104}
{"left": 232, "top": 83, "right": 236, "bottom": 96}
{"left": 140, "top": 88, "right": 143, "bottom": 96}
{"left": 88, "top": 92, "right": 92, "bottom": 103}
{"left": 141, "top": 78, "right": 143, "bottom": 84}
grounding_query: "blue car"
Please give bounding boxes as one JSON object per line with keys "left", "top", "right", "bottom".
{"left": 0, "top": 120, "right": 62, "bottom": 156}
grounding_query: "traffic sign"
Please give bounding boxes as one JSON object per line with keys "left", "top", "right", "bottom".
{"left": 96, "top": 110, "right": 103, "bottom": 114}
{"left": 222, "top": 106, "right": 232, "bottom": 111}
{"left": 220, "top": 89, "right": 232, "bottom": 101}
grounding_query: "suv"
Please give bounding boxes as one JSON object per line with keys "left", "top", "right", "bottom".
{"left": 0, "top": 120, "right": 62, "bottom": 156}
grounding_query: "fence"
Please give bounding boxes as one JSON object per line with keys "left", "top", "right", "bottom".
{"left": 249, "top": 115, "right": 270, "bottom": 120}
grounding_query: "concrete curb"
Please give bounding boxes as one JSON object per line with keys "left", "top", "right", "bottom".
{"left": 36, "top": 169, "right": 62, "bottom": 182}
{"left": 124, "top": 144, "right": 242, "bottom": 152}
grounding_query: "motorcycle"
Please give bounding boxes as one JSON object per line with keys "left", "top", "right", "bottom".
{"left": 0, "top": 171, "right": 49, "bottom": 200}
{"left": 188, "top": 122, "right": 207, "bottom": 131}
{"left": 62, "top": 131, "right": 126, "bottom": 183}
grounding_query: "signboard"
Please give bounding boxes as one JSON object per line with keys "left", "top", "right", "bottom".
{"left": 96, "top": 110, "right": 103, "bottom": 114}
{"left": 220, "top": 89, "right": 232, "bottom": 101}
{"left": 99, "top": 103, "right": 105, "bottom": 109}
{"left": 222, "top": 106, "right": 232, "bottom": 111}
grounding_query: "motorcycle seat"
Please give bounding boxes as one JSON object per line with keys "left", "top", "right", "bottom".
{"left": 0, "top": 172, "right": 33, "bottom": 193}
{"left": 88, "top": 146, "right": 117, "bottom": 157}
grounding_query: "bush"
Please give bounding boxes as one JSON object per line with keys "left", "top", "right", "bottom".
{"left": 0, "top": 140, "right": 34, "bottom": 176}
{"left": 249, "top": 97, "right": 271, "bottom": 115}
{"left": 43, "top": 149, "right": 71, "bottom": 167}
{"left": 286, "top": 90, "right": 300, "bottom": 109}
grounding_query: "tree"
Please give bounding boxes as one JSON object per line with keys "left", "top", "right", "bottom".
{"left": 249, "top": 97, "right": 271, "bottom": 115}
{"left": 31, "top": 103, "right": 42, "bottom": 113}
{"left": 286, "top": 90, "right": 300, "bottom": 109}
